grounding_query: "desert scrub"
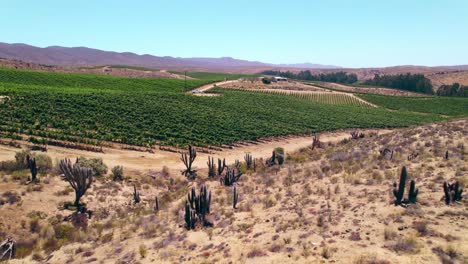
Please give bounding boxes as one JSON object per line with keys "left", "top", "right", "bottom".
{"left": 139, "top": 244, "right": 147, "bottom": 258}
{"left": 391, "top": 234, "right": 420, "bottom": 253}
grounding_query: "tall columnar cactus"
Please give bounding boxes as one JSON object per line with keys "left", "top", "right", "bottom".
{"left": 28, "top": 156, "right": 38, "bottom": 183}
{"left": 221, "top": 167, "right": 243, "bottom": 186}
{"left": 185, "top": 202, "right": 197, "bottom": 230}
{"left": 408, "top": 180, "right": 419, "bottom": 204}
{"left": 393, "top": 166, "right": 407, "bottom": 206}
{"left": 133, "top": 185, "right": 141, "bottom": 204}
{"left": 154, "top": 195, "right": 159, "bottom": 211}
{"left": 59, "top": 158, "right": 94, "bottom": 209}
{"left": 444, "top": 181, "right": 464, "bottom": 205}
{"left": 207, "top": 156, "right": 216, "bottom": 178}
{"left": 244, "top": 154, "right": 253, "bottom": 169}
{"left": 217, "top": 158, "right": 226, "bottom": 176}
{"left": 181, "top": 145, "right": 197, "bottom": 179}
{"left": 445, "top": 150, "right": 449, "bottom": 160}
{"left": 253, "top": 159, "right": 257, "bottom": 172}
{"left": 393, "top": 166, "right": 418, "bottom": 206}
{"left": 233, "top": 185, "right": 238, "bottom": 209}
{"left": 186, "top": 185, "right": 212, "bottom": 227}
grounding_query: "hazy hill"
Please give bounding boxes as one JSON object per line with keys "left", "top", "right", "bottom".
{"left": 0, "top": 42, "right": 339, "bottom": 71}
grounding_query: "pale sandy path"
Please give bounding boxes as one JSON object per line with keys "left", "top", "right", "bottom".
{"left": 187, "top": 80, "right": 237, "bottom": 94}
{"left": 0, "top": 128, "right": 393, "bottom": 175}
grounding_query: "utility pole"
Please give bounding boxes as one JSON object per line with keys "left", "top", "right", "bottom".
{"left": 184, "top": 71, "right": 187, "bottom": 90}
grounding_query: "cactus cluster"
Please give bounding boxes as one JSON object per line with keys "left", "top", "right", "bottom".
{"left": 244, "top": 153, "right": 253, "bottom": 169}
{"left": 266, "top": 148, "right": 284, "bottom": 167}
{"left": 443, "top": 181, "right": 463, "bottom": 205}
{"left": 185, "top": 185, "right": 212, "bottom": 230}
{"left": 221, "top": 167, "right": 243, "bottom": 186}
{"left": 181, "top": 145, "right": 197, "bottom": 179}
{"left": 393, "top": 166, "right": 419, "bottom": 206}
{"left": 350, "top": 131, "right": 364, "bottom": 139}
{"left": 312, "top": 134, "right": 323, "bottom": 150}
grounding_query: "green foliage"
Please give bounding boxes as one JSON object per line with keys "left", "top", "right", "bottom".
{"left": 364, "top": 73, "right": 433, "bottom": 94}
{"left": 76, "top": 156, "right": 108, "bottom": 176}
{"left": 358, "top": 94, "right": 468, "bottom": 116}
{"left": 15, "top": 150, "right": 52, "bottom": 170}
{"left": 0, "top": 68, "right": 445, "bottom": 148}
{"left": 261, "top": 70, "right": 358, "bottom": 84}
{"left": 437, "top": 83, "right": 468, "bottom": 97}
{"left": 111, "top": 165, "right": 124, "bottom": 181}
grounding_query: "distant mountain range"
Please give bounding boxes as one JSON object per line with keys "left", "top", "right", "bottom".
{"left": 0, "top": 42, "right": 340, "bottom": 71}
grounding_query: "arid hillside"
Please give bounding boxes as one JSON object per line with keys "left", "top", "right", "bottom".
{"left": 0, "top": 119, "right": 466, "bottom": 263}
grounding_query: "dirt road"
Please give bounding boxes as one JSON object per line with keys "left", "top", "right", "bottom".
{"left": 0, "top": 128, "right": 393, "bottom": 175}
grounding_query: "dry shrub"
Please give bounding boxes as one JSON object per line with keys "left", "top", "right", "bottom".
{"left": 247, "top": 248, "right": 267, "bottom": 258}
{"left": 354, "top": 254, "right": 390, "bottom": 264}
{"left": 384, "top": 228, "right": 398, "bottom": 241}
{"left": 391, "top": 234, "right": 419, "bottom": 253}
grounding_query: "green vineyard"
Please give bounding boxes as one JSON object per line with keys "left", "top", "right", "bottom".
{"left": 0, "top": 67, "right": 445, "bottom": 148}
{"left": 226, "top": 88, "right": 373, "bottom": 107}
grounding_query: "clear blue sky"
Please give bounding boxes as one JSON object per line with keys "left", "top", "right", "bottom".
{"left": 2, "top": 0, "right": 467, "bottom": 68}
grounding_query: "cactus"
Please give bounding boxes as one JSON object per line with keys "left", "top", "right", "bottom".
{"left": 445, "top": 150, "right": 449, "bottom": 160}
{"left": 221, "top": 167, "right": 243, "bottom": 186}
{"left": 253, "top": 159, "right": 257, "bottom": 172}
{"left": 393, "top": 166, "right": 407, "bottom": 206}
{"left": 244, "top": 153, "right": 253, "bottom": 169}
{"left": 277, "top": 153, "right": 284, "bottom": 165}
{"left": 234, "top": 159, "right": 240, "bottom": 170}
{"left": 217, "top": 158, "right": 226, "bottom": 176}
{"left": 133, "top": 185, "right": 140, "bottom": 204}
{"left": 59, "top": 158, "right": 94, "bottom": 209}
{"left": 312, "top": 134, "right": 323, "bottom": 150}
{"left": 233, "top": 185, "right": 238, "bottom": 209}
{"left": 0, "top": 237, "right": 16, "bottom": 260}
{"left": 181, "top": 145, "right": 197, "bottom": 179}
{"left": 408, "top": 180, "right": 419, "bottom": 204}
{"left": 154, "top": 195, "right": 159, "bottom": 211}
{"left": 266, "top": 151, "right": 276, "bottom": 167}
{"left": 275, "top": 147, "right": 285, "bottom": 165}
{"left": 28, "top": 156, "right": 38, "bottom": 183}
{"left": 350, "top": 131, "right": 365, "bottom": 139}
{"left": 184, "top": 202, "right": 197, "bottom": 230}
{"left": 444, "top": 181, "right": 464, "bottom": 205}
{"left": 393, "top": 167, "right": 418, "bottom": 206}
{"left": 207, "top": 156, "right": 215, "bottom": 178}
{"left": 186, "top": 185, "right": 212, "bottom": 228}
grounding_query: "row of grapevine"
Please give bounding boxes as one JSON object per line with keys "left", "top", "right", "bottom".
{"left": 223, "top": 87, "right": 373, "bottom": 107}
